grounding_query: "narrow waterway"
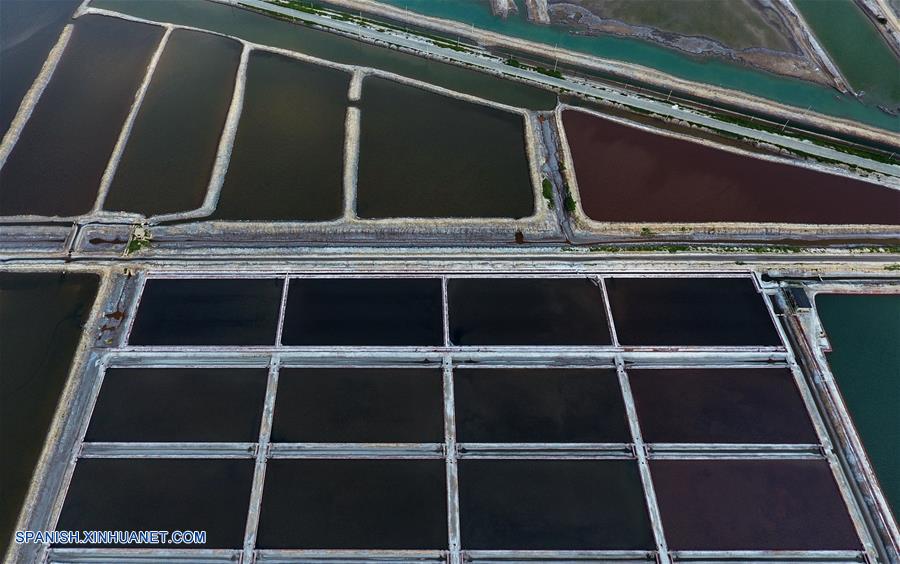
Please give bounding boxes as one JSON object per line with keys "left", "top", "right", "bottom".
{"left": 815, "top": 293, "right": 899, "bottom": 516}
{"left": 374, "top": 0, "right": 899, "bottom": 130}
{"left": 0, "top": 272, "right": 98, "bottom": 559}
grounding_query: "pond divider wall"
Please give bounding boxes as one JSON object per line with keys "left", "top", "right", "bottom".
{"left": 0, "top": 26, "right": 72, "bottom": 174}
{"left": 92, "top": 28, "right": 172, "bottom": 213}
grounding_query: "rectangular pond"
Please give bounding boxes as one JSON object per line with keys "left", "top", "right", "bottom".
{"left": 454, "top": 368, "right": 629, "bottom": 443}
{"left": 257, "top": 459, "right": 448, "bottom": 549}
{"left": 448, "top": 278, "right": 612, "bottom": 345}
{"left": 128, "top": 278, "right": 283, "bottom": 346}
{"left": 0, "top": 16, "right": 161, "bottom": 217}
{"left": 271, "top": 368, "right": 444, "bottom": 443}
{"left": 104, "top": 29, "right": 241, "bottom": 217}
{"left": 281, "top": 278, "right": 443, "bottom": 346}
{"left": 629, "top": 368, "right": 818, "bottom": 444}
{"left": 0, "top": 272, "right": 97, "bottom": 559}
{"left": 458, "top": 459, "right": 653, "bottom": 550}
{"left": 55, "top": 458, "right": 254, "bottom": 548}
{"left": 212, "top": 51, "right": 348, "bottom": 221}
{"left": 356, "top": 77, "right": 535, "bottom": 219}
{"left": 652, "top": 459, "right": 861, "bottom": 550}
{"left": 84, "top": 368, "right": 268, "bottom": 443}
{"left": 562, "top": 109, "right": 900, "bottom": 225}
{"left": 605, "top": 277, "right": 782, "bottom": 346}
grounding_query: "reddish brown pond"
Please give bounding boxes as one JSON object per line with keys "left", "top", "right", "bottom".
{"left": 562, "top": 109, "right": 900, "bottom": 224}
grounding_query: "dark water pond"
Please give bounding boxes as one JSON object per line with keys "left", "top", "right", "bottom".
{"left": 563, "top": 109, "right": 900, "bottom": 225}
{"left": 448, "top": 278, "right": 611, "bottom": 345}
{"left": 0, "top": 0, "right": 80, "bottom": 137}
{"left": 0, "top": 272, "right": 97, "bottom": 558}
{"left": 454, "top": 368, "right": 629, "bottom": 443}
{"left": 629, "top": 368, "right": 818, "bottom": 444}
{"left": 605, "top": 277, "right": 781, "bottom": 346}
{"left": 652, "top": 459, "right": 861, "bottom": 550}
{"left": 104, "top": 29, "right": 241, "bottom": 216}
{"left": 85, "top": 368, "right": 268, "bottom": 442}
{"left": 128, "top": 278, "right": 283, "bottom": 346}
{"left": 0, "top": 16, "right": 161, "bottom": 217}
{"left": 458, "top": 459, "right": 653, "bottom": 549}
{"left": 272, "top": 368, "right": 444, "bottom": 443}
{"left": 281, "top": 278, "right": 443, "bottom": 346}
{"left": 258, "top": 459, "right": 447, "bottom": 549}
{"left": 212, "top": 51, "right": 348, "bottom": 221}
{"left": 356, "top": 77, "right": 534, "bottom": 219}
{"left": 56, "top": 458, "right": 253, "bottom": 548}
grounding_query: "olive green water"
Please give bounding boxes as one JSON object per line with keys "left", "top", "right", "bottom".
{"left": 90, "top": 0, "right": 556, "bottom": 110}
{"left": 794, "top": 0, "right": 900, "bottom": 111}
{"left": 815, "top": 294, "right": 899, "bottom": 515}
{"left": 372, "top": 0, "right": 898, "bottom": 130}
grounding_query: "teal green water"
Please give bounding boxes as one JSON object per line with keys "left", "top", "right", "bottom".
{"left": 795, "top": 0, "right": 900, "bottom": 109}
{"left": 376, "top": 0, "right": 899, "bottom": 131}
{"left": 90, "top": 0, "right": 556, "bottom": 109}
{"left": 816, "top": 294, "right": 899, "bottom": 515}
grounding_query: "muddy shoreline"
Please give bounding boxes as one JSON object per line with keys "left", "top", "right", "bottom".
{"left": 547, "top": 1, "right": 840, "bottom": 89}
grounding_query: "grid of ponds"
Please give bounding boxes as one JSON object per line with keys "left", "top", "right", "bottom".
{"left": 40, "top": 273, "right": 878, "bottom": 562}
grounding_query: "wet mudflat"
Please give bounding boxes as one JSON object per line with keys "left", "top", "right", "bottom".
{"left": 104, "top": 30, "right": 241, "bottom": 217}
{"left": 605, "top": 277, "right": 781, "bottom": 346}
{"left": 272, "top": 368, "right": 444, "bottom": 443}
{"left": 0, "top": 273, "right": 97, "bottom": 558}
{"left": 816, "top": 294, "right": 900, "bottom": 514}
{"left": 458, "top": 459, "right": 653, "bottom": 549}
{"left": 56, "top": 459, "right": 253, "bottom": 548}
{"left": 128, "top": 278, "right": 283, "bottom": 346}
{"left": 652, "top": 459, "right": 860, "bottom": 550}
{"left": 85, "top": 368, "right": 268, "bottom": 443}
{"left": 356, "top": 78, "right": 534, "bottom": 219}
{"left": 454, "top": 369, "right": 629, "bottom": 443}
{"left": 629, "top": 368, "right": 818, "bottom": 444}
{"left": 91, "top": 0, "right": 557, "bottom": 110}
{"left": 257, "top": 459, "right": 447, "bottom": 549}
{"left": 448, "top": 278, "right": 611, "bottom": 345}
{"left": 281, "top": 278, "right": 443, "bottom": 346}
{"left": 0, "top": 16, "right": 161, "bottom": 217}
{"left": 562, "top": 109, "right": 900, "bottom": 224}
{"left": 0, "top": 0, "right": 80, "bottom": 137}
{"left": 212, "top": 52, "right": 348, "bottom": 221}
